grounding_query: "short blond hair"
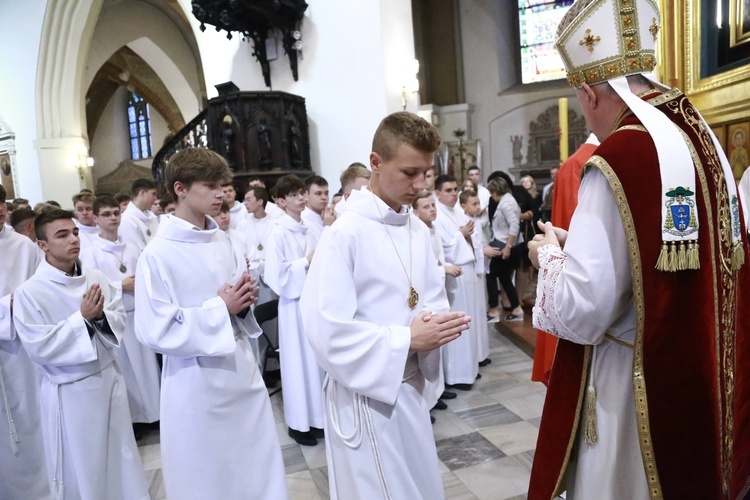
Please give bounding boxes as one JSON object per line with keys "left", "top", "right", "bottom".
{"left": 164, "top": 148, "right": 232, "bottom": 199}
{"left": 72, "top": 192, "right": 95, "bottom": 206}
{"left": 339, "top": 162, "right": 371, "bottom": 194}
{"left": 411, "top": 190, "right": 434, "bottom": 209}
{"left": 372, "top": 112, "right": 441, "bottom": 161}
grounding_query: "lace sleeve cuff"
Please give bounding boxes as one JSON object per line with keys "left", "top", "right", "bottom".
{"left": 532, "top": 245, "right": 591, "bottom": 345}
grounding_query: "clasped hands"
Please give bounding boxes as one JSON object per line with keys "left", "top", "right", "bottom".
{"left": 528, "top": 221, "right": 567, "bottom": 269}
{"left": 219, "top": 272, "right": 259, "bottom": 316}
{"left": 410, "top": 311, "right": 471, "bottom": 351}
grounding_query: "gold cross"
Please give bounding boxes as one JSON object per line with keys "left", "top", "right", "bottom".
{"left": 579, "top": 29, "right": 601, "bottom": 52}
{"left": 649, "top": 18, "right": 660, "bottom": 41}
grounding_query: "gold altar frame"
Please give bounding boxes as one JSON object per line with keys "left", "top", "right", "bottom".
{"left": 730, "top": 0, "right": 750, "bottom": 47}
{"left": 658, "top": 1, "right": 750, "bottom": 124}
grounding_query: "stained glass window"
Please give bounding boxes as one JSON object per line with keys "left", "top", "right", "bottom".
{"left": 518, "top": 1, "right": 574, "bottom": 84}
{"left": 127, "top": 92, "right": 153, "bottom": 160}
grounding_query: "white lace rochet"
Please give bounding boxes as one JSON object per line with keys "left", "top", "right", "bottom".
{"left": 532, "top": 244, "right": 591, "bottom": 345}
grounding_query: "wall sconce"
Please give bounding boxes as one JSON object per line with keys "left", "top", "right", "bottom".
{"left": 401, "top": 59, "right": 420, "bottom": 111}
{"left": 73, "top": 149, "right": 94, "bottom": 180}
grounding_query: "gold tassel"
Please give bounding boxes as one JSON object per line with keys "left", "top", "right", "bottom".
{"left": 655, "top": 241, "right": 669, "bottom": 271}
{"left": 667, "top": 242, "right": 678, "bottom": 272}
{"left": 677, "top": 241, "right": 687, "bottom": 271}
{"left": 584, "top": 384, "right": 598, "bottom": 446}
{"left": 693, "top": 242, "right": 700, "bottom": 270}
{"left": 731, "top": 243, "right": 745, "bottom": 271}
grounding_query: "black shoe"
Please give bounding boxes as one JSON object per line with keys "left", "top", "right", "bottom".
{"left": 440, "top": 391, "right": 457, "bottom": 400}
{"left": 478, "top": 358, "right": 492, "bottom": 367}
{"left": 448, "top": 383, "right": 473, "bottom": 391}
{"left": 430, "top": 415, "right": 436, "bottom": 424}
{"left": 432, "top": 399, "right": 448, "bottom": 411}
{"left": 288, "top": 428, "right": 317, "bottom": 446}
{"left": 132, "top": 424, "right": 143, "bottom": 442}
{"left": 310, "top": 427, "right": 325, "bottom": 439}
{"left": 476, "top": 373, "right": 482, "bottom": 380}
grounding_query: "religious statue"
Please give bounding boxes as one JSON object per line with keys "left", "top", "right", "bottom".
{"left": 221, "top": 114, "right": 235, "bottom": 166}
{"left": 257, "top": 118, "right": 272, "bottom": 164}
{"left": 511, "top": 135, "right": 523, "bottom": 167}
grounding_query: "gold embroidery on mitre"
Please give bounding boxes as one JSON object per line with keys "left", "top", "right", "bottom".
{"left": 623, "top": 15, "right": 633, "bottom": 26}
{"left": 579, "top": 29, "right": 602, "bottom": 52}
{"left": 649, "top": 17, "right": 660, "bottom": 41}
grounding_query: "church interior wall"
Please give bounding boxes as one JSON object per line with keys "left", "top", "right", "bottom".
{"left": 0, "top": 0, "right": 49, "bottom": 203}
{"left": 90, "top": 85, "right": 170, "bottom": 187}
{"left": 86, "top": 0, "right": 204, "bottom": 124}
{"left": 177, "top": 0, "right": 417, "bottom": 190}
{"left": 458, "top": 0, "right": 579, "bottom": 180}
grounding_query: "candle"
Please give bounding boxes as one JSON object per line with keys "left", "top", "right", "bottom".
{"left": 559, "top": 97, "right": 569, "bottom": 161}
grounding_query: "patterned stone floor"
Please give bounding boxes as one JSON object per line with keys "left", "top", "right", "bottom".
{"left": 138, "top": 320, "right": 546, "bottom": 499}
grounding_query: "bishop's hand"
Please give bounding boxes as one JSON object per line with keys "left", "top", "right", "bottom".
{"left": 410, "top": 311, "right": 471, "bottom": 351}
{"left": 528, "top": 222, "right": 564, "bottom": 269}
{"left": 219, "top": 272, "right": 258, "bottom": 316}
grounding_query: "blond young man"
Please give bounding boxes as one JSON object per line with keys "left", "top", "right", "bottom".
{"left": 301, "top": 112, "right": 471, "bottom": 499}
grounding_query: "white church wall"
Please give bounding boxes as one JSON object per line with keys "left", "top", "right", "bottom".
{"left": 86, "top": 0, "right": 203, "bottom": 124}
{"left": 178, "top": 0, "right": 417, "bottom": 190}
{"left": 0, "top": 0, "right": 48, "bottom": 202}
{"left": 458, "top": 0, "right": 579, "bottom": 181}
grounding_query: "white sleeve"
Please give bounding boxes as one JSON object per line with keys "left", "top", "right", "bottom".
{"left": 134, "top": 251, "right": 237, "bottom": 358}
{"left": 13, "top": 283, "right": 122, "bottom": 367}
{"left": 300, "top": 229, "right": 411, "bottom": 406}
{"left": 0, "top": 293, "right": 15, "bottom": 341}
{"left": 532, "top": 168, "right": 633, "bottom": 345}
{"left": 264, "top": 228, "right": 308, "bottom": 300}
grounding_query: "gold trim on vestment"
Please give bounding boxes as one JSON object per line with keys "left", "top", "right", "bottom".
{"left": 604, "top": 334, "right": 634, "bottom": 349}
{"left": 668, "top": 95, "right": 737, "bottom": 495}
{"left": 584, "top": 154, "right": 663, "bottom": 499}
{"left": 552, "top": 346, "right": 592, "bottom": 499}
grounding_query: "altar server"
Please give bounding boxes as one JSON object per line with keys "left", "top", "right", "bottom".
{"left": 300, "top": 112, "right": 471, "bottom": 499}
{"left": 265, "top": 174, "right": 324, "bottom": 446}
{"left": 0, "top": 184, "right": 49, "bottom": 500}
{"left": 135, "top": 148, "right": 287, "bottom": 499}
{"left": 434, "top": 175, "right": 481, "bottom": 389}
{"left": 120, "top": 178, "right": 159, "bottom": 253}
{"left": 85, "top": 195, "right": 160, "bottom": 425}
{"left": 14, "top": 209, "right": 148, "bottom": 500}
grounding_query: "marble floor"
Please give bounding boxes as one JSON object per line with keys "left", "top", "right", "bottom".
{"left": 137, "top": 321, "right": 546, "bottom": 499}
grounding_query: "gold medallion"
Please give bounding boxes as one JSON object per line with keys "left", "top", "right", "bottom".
{"left": 407, "top": 287, "right": 419, "bottom": 310}
{"left": 119, "top": 264, "right": 127, "bottom": 273}
{"left": 258, "top": 243, "right": 264, "bottom": 251}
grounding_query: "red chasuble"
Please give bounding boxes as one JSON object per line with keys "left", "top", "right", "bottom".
{"left": 531, "top": 142, "right": 598, "bottom": 386}
{"left": 529, "top": 90, "right": 750, "bottom": 499}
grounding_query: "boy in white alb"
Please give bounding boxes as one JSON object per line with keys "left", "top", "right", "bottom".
{"left": 0, "top": 185, "right": 49, "bottom": 499}
{"left": 265, "top": 174, "right": 325, "bottom": 446}
{"left": 241, "top": 186, "right": 277, "bottom": 303}
{"left": 120, "top": 178, "right": 159, "bottom": 254}
{"left": 221, "top": 181, "right": 248, "bottom": 228}
{"left": 300, "top": 112, "right": 471, "bottom": 499}
{"left": 83, "top": 195, "right": 161, "bottom": 425}
{"left": 216, "top": 200, "right": 249, "bottom": 270}
{"left": 248, "top": 176, "right": 284, "bottom": 218}
{"left": 14, "top": 210, "right": 149, "bottom": 500}
{"left": 412, "top": 190, "right": 462, "bottom": 413}
{"left": 460, "top": 189, "right": 499, "bottom": 367}
{"left": 300, "top": 174, "right": 336, "bottom": 243}
{"left": 134, "top": 148, "right": 287, "bottom": 499}
{"left": 433, "top": 175, "right": 482, "bottom": 389}
{"left": 72, "top": 192, "right": 98, "bottom": 264}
